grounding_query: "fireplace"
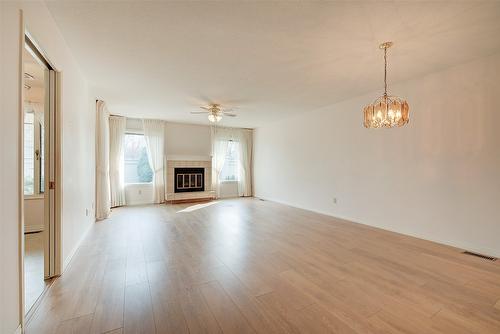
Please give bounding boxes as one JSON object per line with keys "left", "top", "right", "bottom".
{"left": 174, "top": 167, "right": 205, "bottom": 193}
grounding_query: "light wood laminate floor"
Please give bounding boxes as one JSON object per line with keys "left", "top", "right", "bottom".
{"left": 24, "top": 231, "right": 49, "bottom": 313}
{"left": 26, "top": 198, "right": 500, "bottom": 333}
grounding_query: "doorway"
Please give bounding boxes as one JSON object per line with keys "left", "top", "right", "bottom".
{"left": 22, "top": 34, "right": 60, "bottom": 316}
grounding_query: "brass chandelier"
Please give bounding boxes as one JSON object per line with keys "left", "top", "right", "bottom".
{"left": 363, "top": 42, "right": 409, "bottom": 128}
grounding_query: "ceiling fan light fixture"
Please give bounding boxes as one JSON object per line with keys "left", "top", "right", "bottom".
{"left": 363, "top": 42, "right": 409, "bottom": 128}
{"left": 208, "top": 113, "right": 222, "bottom": 123}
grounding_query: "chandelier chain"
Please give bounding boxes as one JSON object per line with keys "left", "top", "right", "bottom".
{"left": 384, "top": 47, "right": 387, "bottom": 96}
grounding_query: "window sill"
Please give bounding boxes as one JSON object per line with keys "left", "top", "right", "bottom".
{"left": 221, "top": 180, "right": 239, "bottom": 184}
{"left": 125, "top": 183, "right": 153, "bottom": 186}
{"left": 24, "top": 194, "right": 45, "bottom": 200}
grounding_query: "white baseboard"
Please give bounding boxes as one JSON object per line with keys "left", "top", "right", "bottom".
{"left": 25, "top": 224, "right": 44, "bottom": 233}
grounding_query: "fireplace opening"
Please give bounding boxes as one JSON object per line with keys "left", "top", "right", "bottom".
{"left": 174, "top": 167, "right": 205, "bottom": 193}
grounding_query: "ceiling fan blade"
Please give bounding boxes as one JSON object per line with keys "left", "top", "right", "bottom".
{"left": 224, "top": 113, "right": 237, "bottom": 117}
{"left": 190, "top": 111, "right": 208, "bottom": 114}
{"left": 200, "top": 106, "right": 211, "bottom": 110}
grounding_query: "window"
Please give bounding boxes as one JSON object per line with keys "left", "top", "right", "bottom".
{"left": 124, "top": 133, "right": 153, "bottom": 184}
{"left": 220, "top": 140, "right": 240, "bottom": 181}
{"left": 24, "top": 110, "right": 44, "bottom": 196}
{"left": 39, "top": 123, "right": 44, "bottom": 193}
{"left": 24, "top": 112, "right": 35, "bottom": 195}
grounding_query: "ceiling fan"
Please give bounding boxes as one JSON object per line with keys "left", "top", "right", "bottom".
{"left": 191, "top": 103, "right": 237, "bottom": 123}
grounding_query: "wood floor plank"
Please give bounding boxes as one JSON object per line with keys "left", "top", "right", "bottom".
{"left": 255, "top": 292, "right": 303, "bottom": 333}
{"left": 55, "top": 314, "right": 94, "bottom": 334}
{"left": 433, "top": 307, "right": 500, "bottom": 334}
{"left": 125, "top": 259, "right": 148, "bottom": 286}
{"left": 177, "top": 284, "right": 223, "bottom": 334}
{"left": 279, "top": 269, "right": 380, "bottom": 317}
{"left": 209, "top": 266, "right": 285, "bottom": 333}
{"left": 199, "top": 280, "right": 256, "bottom": 333}
{"left": 91, "top": 281, "right": 125, "bottom": 334}
{"left": 123, "top": 282, "right": 156, "bottom": 334}
{"left": 291, "top": 303, "right": 359, "bottom": 334}
{"left": 104, "top": 329, "right": 123, "bottom": 334}
{"left": 149, "top": 273, "right": 189, "bottom": 334}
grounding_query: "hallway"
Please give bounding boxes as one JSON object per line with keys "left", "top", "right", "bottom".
{"left": 26, "top": 198, "right": 500, "bottom": 333}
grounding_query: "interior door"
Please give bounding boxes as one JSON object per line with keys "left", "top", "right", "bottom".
{"left": 43, "top": 69, "right": 58, "bottom": 278}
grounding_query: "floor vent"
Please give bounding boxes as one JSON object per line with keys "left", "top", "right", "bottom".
{"left": 463, "top": 251, "right": 497, "bottom": 261}
{"left": 259, "top": 198, "right": 266, "bottom": 201}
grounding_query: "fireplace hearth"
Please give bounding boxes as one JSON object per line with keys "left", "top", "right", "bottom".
{"left": 174, "top": 167, "right": 205, "bottom": 193}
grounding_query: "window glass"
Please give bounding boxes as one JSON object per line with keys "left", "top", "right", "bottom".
{"left": 220, "top": 140, "right": 240, "bottom": 181}
{"left": 24, "top": 112, "right": 35, "bottom": 195}
{"left": 40, "top": 122, "right": 44, "bottom": 193}
{"left": 124, "top": 134, "right": 153, "bottom": 184}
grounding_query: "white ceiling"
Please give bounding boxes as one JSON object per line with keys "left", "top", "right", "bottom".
{"left": 24, "top": 48, "right": 45, "bottom": 103}
{"left": 46, "top": 1, "right": 500, "bottom": 128}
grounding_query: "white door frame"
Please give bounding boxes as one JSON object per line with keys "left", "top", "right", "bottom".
{"left": 20, "top": 11, "right": 63, "bottom": 329}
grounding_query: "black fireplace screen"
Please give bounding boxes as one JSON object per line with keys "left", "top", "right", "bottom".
{"left": 174, "top": 167, "right": 205, "bottom": 193}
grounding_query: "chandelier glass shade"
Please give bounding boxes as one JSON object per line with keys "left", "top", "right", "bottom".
{"left": 363, "top": 95, "right": 409, "bottom": 128}
{"left": 363, "top": 42, "right": 409, "bottom": 128}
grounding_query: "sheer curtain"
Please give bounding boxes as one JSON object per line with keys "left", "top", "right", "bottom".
{"left": 109, "top": 116, "right": 126, "bottom": 207}
{"left": 211, "top": 126, "right": 253, "bottom": 198}
{"left": 212, "top": 132, "right": 230, "bottom": 198}
{"left": 143, "top": 119, "right": 165, "bottom": 203}
{"left": 96, "top": 100, "right": 111, "bottom": 220}
{"left": 238, "top": 129, "right": 253, "bottom": 197}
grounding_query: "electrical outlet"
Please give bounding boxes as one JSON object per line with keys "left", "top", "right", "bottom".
{"left": 332, "top": 197, "right": 337, "bottom": 204}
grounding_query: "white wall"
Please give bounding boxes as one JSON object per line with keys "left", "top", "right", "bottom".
{"left": 24, "top": 198, "right": 44, "bottom": 233}
{"left": 219, "top": 181, "right": 239, "bottom": 198}
{"left": 1, "top": 2, "right": 95, "bottom": 333}
{"left": 165, "top": 122, "right": 211, "bottom": 159}
{"left": 254, "top": 53, "right": 500, "bottom": 258}
{"left": 1, "top": 2, "right": 22, "bottom": 332}
{"left": 125, "top": 183, "right": 154, "bottom": 206}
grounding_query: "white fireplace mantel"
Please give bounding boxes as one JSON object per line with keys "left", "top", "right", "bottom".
{"left": 166, "top": 154, "right": 212, "bottom": 162}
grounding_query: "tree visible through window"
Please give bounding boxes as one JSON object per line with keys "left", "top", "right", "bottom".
{"left": 24, "top": 110, "right": 45, "bottom": 196}
{"left": 220, "top": 140, "right": 240, "bottom": 181}
{"left": 124, "top": 134, "right": 153, "bottom": 183}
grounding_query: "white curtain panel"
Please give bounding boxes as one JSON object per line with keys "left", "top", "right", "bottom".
{"left": 211, "top": 126, "right": 253, "bottom": 198}
{"left": 109, "top": 116, "right": 126, "bottom": 207}
{"left": 96, "top": 100, "right": 111, "bottom": 220}
{"left": 238, "top": 129, "right": 253, "bottom": 197}
{"left": 212, "top": 136, "right": 230, "bottom": 198}
{"left": 143, "top": 119, "right": 166, "bottom": 204}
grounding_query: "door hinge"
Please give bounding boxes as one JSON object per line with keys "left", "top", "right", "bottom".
{"left": 49, "top": 181, "right": 55, "bottom": 190}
